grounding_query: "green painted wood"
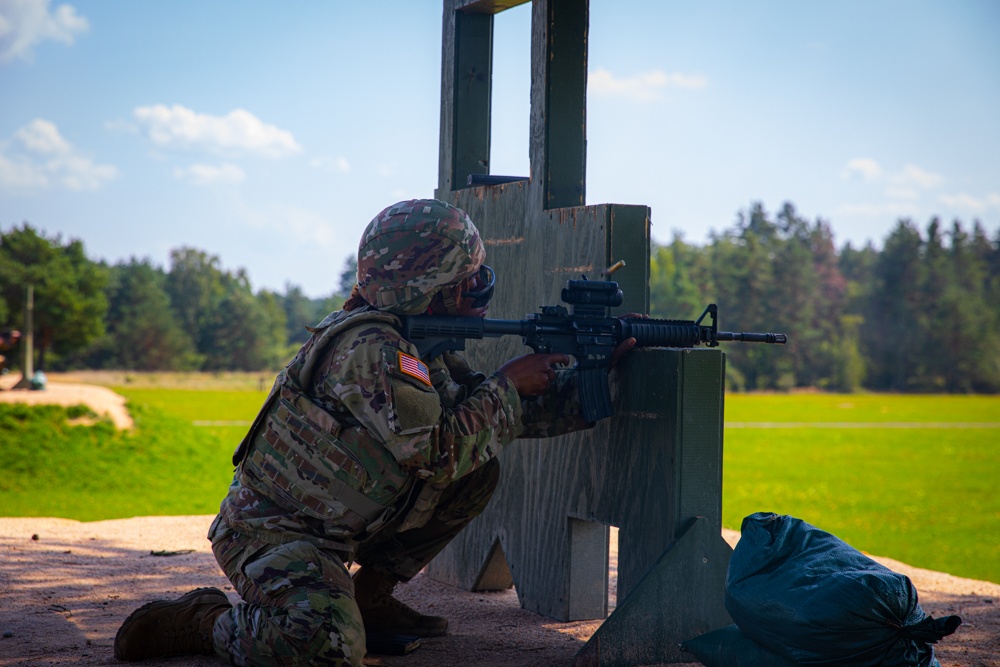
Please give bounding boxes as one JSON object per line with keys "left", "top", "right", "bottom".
{"left": 431, "top": 339, "right": 731, "bottom": 625}
{"left": 568, "top": 517, "right": 610, "bottom": 620}
{"left": 542, "top": 0, "right": 587, "bottom": 209}
{"left": 440, "top": 0, "right": 532, "bottom": 194}
{"left": 437, "top": 2, "right": 458, "bottom": 193}
{"left": 425, "top": 185, "right": 653, "bottom": 621}
{"left": 572, "top": 517, "right": 734, "bottom": 666}
{"left": 430, "top": 0, "right": 730, "bottom": 642}
{"left": 608, "top": 347, "right": 726, "bottom": 601}
{"left": 606, "top": 205, "right": 650, "bottom": 316}
{"left": 451, "top": 0, "right": 530, "bottom": 12}
{"left": 452, "top": 10, "right": 493, "bottom": 189}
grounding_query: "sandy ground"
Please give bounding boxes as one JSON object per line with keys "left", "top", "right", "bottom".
{"left": 1, "top": 378, "right": 997, "bottom": 666}
{"left": 0, "top": 377, "right": 132, "bottom": 429}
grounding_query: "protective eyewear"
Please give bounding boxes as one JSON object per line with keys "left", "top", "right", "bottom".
{"left": 461, "top": 265, "right": 495, "bottom": 309}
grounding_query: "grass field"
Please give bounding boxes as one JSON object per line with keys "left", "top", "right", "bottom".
{"left": 113, "top": 386, "right": 267, "bottom": 446}
{"left": 723, "top": 394, "right": 999, "bottom": 583}
{"left": 1, "top": 377, "right": 996, "bottom": 583}
{"left": 0, "top": 401, "right": 236, "bottom": 519}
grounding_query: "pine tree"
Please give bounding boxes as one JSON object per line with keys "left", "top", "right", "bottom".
{"left": 0, "top": 224, "right": 108, "bottom": 369}
{"left": 864, "top": 220, "right": 925, "bottom": 390}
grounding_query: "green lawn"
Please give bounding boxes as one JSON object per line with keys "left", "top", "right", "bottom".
{"left": 725, "top": 392, "right": 1000, "bottom": 423}
{"left": 0, "top": 402, "right": 236, "bottom": 519}
{"left": 113, "top": 386, "right": 268, "bottom": 446}
{"left": 1, "top": 384, "right": 997, "bottom": 584}
{"left": 723, "top": 393, "right": 999, "bottom": 583}
{"left": 0, "top": 382, "right": 269, "bottom": 519}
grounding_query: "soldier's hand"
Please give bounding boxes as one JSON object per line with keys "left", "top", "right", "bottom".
{"left": 609, "top": 337, "right": 637, "bottom": 373}
{"left": 498, "top": 353, "right": 570, "bottom": 396}
{"left": 608, "top": 312, "right": 645, "bottom": 373}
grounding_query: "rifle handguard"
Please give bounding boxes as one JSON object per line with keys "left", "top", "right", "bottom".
{"left": 400, "top": 280, "right": 787, "bottom": 420}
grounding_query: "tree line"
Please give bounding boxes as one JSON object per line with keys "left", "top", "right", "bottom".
{"left": 649, "top": 202, "right": 1000, "bottom": 392}
{"left": 2, "top": 203, "right": 999, "bottom": 392}
{"left": 0, "top": 224, "right": 356, "bottom": 373}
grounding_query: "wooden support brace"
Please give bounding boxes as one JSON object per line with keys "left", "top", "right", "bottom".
{"left": 572, "top": 517, "right": 734, "bottom": 666}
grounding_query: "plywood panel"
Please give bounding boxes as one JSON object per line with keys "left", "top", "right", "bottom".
{"left": 431, "top": 0, "right": 729, "bottom": 639}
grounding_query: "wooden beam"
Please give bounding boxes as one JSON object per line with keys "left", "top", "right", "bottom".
{"left": 431, "top": 1, "right": 731, "bottom": 658}
{"left": 572, "top": 517, "right": 734, "bottom": 666}
{"left": 451, "top": 10, "right": 493, "bottom": 189}
{"left": 606, "top": 205, "right": 650, "bottom": 316}
{"left": 530, "top": 0, "right": 588, "bottom": 210}
{"left": 454, "top": 0, "right": 530, "bottom": 13}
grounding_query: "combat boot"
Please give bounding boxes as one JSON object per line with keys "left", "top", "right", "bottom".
{"left": 114, "top": 587, "right": 231, "bottom": 661}
{"left": 353, "top": 567, "right": 448, "bottom": 637}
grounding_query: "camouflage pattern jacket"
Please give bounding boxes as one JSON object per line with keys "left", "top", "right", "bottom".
{"left": 217, "top": 306, "right": 591, "bottom": 555}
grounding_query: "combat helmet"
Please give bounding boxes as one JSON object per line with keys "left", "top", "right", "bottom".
{"left": 357, "top": 199, "right": 486, "bottom": 315}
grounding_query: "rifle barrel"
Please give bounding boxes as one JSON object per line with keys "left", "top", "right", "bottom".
{"left": 716, "top": 331, "right": 787, "bottom": 344}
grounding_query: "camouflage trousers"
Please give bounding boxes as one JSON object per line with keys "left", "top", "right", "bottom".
{"left": 208, "top": 458, "right": 500, "bottom": 666}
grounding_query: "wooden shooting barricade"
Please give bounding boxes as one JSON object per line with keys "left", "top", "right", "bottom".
{"left": 425, "top": 1, "right": 734, "bottom": 663}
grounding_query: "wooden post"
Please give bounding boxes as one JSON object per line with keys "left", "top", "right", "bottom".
{"left": 428, "top": 1, "right": 732, "bottom": 657}
{"left": 569, "top": 349, "right": 735, "bottom": 664}
{"left": 12, "top": 285, "right": 34, "bottom": 390}
{"left": 439, "top": 4, "right": 494, "bottom": 192}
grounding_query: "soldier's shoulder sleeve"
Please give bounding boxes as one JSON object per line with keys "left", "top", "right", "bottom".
{"left": 322, "top": 320, "right": 399, "bottom": 405}
{"left": 383, "top": 343, "right": 443, "bottom": 434}
{"left": 326, "top": 323, "right": 443, "bottom": 463}
{"left": 370, "top": 340, "right": 444, "bottom": 464}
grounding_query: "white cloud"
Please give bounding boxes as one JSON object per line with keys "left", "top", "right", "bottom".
{"left": 834, "top": 201, "right": 921, "bottom": 219}
{"left": 884, "top": 187, "right": 918, "bottom": 201}
{"left": 276, "top": 206, "right": 339, "bottom": 244}
{"left": 0, "top": 153, "right": 47, "bottom": 188}
{"left": 0, "top": 0, "right": 89, "bottom": 64}
{"left": 228, "top": 195, "right": 338, "bottom": 246}
{"left": 589, "top": 67, "right": 707, "bottom": 101}
{"left": 938, "top": 192, "right": 1000, "bottom": 213}
{"left": 893, "top": 164, "right": 942, "bottom": 189}
{"left": 841, "top": 158, "right": 882, "bottom": 182}
{"left": 103, "top": 117, "right": 139, "bottom": 136}
{"left": 13, "top": 116, "right": 71, "bottom": 154}
{"left": 0, "top": 118, "right": 117, "bottom": 191}
{"left": 308, "top": 155, "right": 351, "bottom": 172}
{"left": 174, "top": 162, "right": 246, "bottom": 186}
{"left": 133, "top": 104, "right": 302, "bottom": 158}
{"left": 51, "top": 152, "right": 118, "bottom": 190}
{"left": 842, "top": 159, "right": 944, "bottom": 202}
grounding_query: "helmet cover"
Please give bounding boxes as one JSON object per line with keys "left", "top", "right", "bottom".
{"left": 357, "top": 199, "right": 485, "bottom": 315}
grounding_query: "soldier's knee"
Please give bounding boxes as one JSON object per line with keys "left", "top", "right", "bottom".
{"left": 437, "top": 457, "right": 501, "bottom": 522}
{"left": 466, "top": 456, "right": 501, "bottom": 508}
{"left": 479, "top": 456, "right": 501, "bottom": 488}
{"left": 307, "top": 616, "right": 366, "bottom": 667}
{"left": 255, "top": 607, "right": 364, "bottom": 667}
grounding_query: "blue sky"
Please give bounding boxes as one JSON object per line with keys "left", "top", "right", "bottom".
{"left": 1, "top": 0, "right": 998, "bottom": 298}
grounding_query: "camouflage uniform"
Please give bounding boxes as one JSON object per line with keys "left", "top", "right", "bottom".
{"left": 206, "top": 200, "right": 591, "bottom": 666}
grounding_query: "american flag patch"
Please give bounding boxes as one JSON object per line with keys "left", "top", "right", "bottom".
{"left": 398, "top": 351, "right": 432, "bottom": 386}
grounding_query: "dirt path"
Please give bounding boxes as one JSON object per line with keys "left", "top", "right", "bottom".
{"left": 0, "top": 516, "right": 996, "bottom": 667}
{"left": 0, "top": 376, "right": 132, "bottom": 429}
